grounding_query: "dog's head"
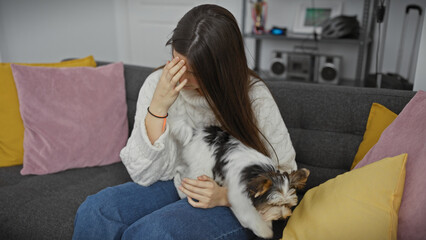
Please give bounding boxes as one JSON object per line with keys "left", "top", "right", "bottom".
{"left": 247, "top": 168, "right": 310, "bottom": 221}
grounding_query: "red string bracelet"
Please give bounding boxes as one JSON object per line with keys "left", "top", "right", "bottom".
{"left": 147, "top": 107, "right": 168, "bottom": 132}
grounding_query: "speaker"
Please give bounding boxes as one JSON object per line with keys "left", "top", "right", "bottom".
{"left": 270, "top": 51, "right": 288, "bottom": 78}
{"left": 316, "top": 55, "right": 342, "bottom": 84}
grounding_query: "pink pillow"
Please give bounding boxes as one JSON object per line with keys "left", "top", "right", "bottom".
{"left": 11, "top": 63, "right": 128, "bottom": 175}
{"left": 355, "top": 90, "right": 426, "bottom": 240}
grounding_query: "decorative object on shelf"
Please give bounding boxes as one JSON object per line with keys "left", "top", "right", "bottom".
{"left": 270, "top": 26, "right": 287, "bottom": 36}
{"left": 251, "top": 0, "right": 268, "bottom": 34}
{"left": 293, "top": 1, "right": 342, "bottom": 35}
{"left": 321, "top": 15, "right": 360, "bottom": 39}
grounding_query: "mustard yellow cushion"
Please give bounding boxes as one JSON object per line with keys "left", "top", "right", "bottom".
{"left": 351, "top": 103, "right": 397, "bottom": 169}
{"left": 0, "top": 56, "right": 96, "bottom": 167}
{"left": 282, "top": 153, "right": 407, "bottom": 240}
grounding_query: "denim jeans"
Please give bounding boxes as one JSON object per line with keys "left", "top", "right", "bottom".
{"left": 72, "top": 180, "right": 255, "bottom": 240}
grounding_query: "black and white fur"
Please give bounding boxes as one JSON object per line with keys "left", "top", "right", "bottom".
{"left": 171, "top": 121, "right": 309, "bottom": 239}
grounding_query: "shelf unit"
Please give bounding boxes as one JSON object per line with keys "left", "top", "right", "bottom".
{"left": 241, "top": 0, "right": 375, "bottom": 86}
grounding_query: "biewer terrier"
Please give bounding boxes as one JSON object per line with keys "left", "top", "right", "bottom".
{"left": 172, "top": 122, "right": 310, "bottom": 239}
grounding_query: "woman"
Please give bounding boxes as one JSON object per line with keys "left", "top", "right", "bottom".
{"left": 73, "top": 4, "right": 296, "bottom": 240}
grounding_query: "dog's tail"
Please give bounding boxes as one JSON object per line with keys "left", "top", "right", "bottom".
{"left": 170, "top": 118, "right": 194, "bottom": 146}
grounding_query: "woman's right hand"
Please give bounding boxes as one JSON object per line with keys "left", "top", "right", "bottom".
{"left": 149, "top": 57, "right": 188, "bottom": 116}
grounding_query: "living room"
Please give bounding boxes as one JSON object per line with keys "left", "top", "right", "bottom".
{"left": 0, "top": 0, "right": 425, "bottom": 90}
{"left": 1, "top": 0, "right": 425, "bottom": 240}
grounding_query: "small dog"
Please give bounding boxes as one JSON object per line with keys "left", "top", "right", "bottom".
{"left": 172, "top": 121, "right": 309, "bottom": 239}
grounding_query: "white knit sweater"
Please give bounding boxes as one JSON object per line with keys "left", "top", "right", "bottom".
{"left": 120, "top": 69, "right": 297, "bottom": 191}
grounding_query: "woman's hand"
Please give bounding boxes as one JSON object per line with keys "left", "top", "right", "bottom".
{"left": 179, "top": 175, "right": 231, "bottom": 208}
{"left": 149, "top": 57, "right": 188, "bottom": 116}
{"left": 145, "top": 57, "right": 188, "bottom": 144}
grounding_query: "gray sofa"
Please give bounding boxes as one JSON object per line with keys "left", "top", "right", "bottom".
{"left": 0, "top": 62, "right": 416, "bottom": 240}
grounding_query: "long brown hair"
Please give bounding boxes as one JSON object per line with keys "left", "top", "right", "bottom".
{"left": 167, "top": 4, "right": 270, "bottom": 157}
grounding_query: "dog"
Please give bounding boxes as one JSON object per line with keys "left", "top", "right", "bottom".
{"left": 171, "top": 122, "right": 309, "bottom": 239}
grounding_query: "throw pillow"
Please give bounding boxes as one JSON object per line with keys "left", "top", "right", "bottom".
{"left": 11, "top": 62, "right": 128, "bottom": 175}
{"left": 0, "top": 56, "right": 96, "bottom": 167}
{"left": 355, "top": 90, "right": 426, "bottom": 240}
{"left": 351, "top": 103, "right": 397, "bottom": 169}
{"left": 282, "top": 153, "right": 407, "bottom": 240}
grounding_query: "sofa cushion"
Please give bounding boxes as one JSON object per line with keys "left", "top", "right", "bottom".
{"left": 282, "top": 153, "right": 407, "bottom": 240}
{"left": 265, "top": 81, "right": 414, "bottom": 193}
{"left": 351, "top": 103, "right": 397, "bottom": 169}
{"left": 96, "top": 61, "right": 155, "bottom": 135}
{"left": 355, "top": 90, "right": 426, "bottom": 240}
{"left": 12, "top": 63, "right": 128, "bottom": 175}
{"left": 0, "top": 56, "right": 96, "bottom": 168}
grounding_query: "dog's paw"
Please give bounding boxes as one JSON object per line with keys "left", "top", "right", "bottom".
{"left": 252, "top": 222, "right": 273, "bottom": 239}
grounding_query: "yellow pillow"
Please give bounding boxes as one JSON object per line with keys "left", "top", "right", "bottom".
{"left": 351, "top": 103, "right": 397, "bottom": 169}
{"left": 0, "top": 56, "right": 96, "bottom": 167}
{"left": 282, "top": 153, "right": 407, "bottom": 240}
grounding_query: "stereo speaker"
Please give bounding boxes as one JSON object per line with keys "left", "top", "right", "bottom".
{"left": 316, "top": 55, "right": 342, "bottom": 84}
{"left": 270, "top": 51, "right": 288, "bottom": 78}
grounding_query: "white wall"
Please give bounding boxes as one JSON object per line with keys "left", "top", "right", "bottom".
{"left": 414, "top": 14, "right": 426, "bottom": 91}
{"left": 113, "top": 0, "right": 241, "bottom": 67}
{"left": 0, "top": 0, "right": 119, "bottom": 63}
{"left": 0, "top": 0, "right": 241, "bottom": 66}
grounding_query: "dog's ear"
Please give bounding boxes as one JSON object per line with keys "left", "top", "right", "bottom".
{"left": 289, "top": 168, "right": 310, "bottom": 190}
{"left": 248, "top": 175, "right": 272, "bottom": 198}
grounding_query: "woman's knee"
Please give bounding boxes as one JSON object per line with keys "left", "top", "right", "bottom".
{"left": 73, "top": 185, "right": 135, "bottom": 240}
{"left": 76, "top": 193, "right": 101, "bottom": 216}
{"left": 75, "top": 183, "right": 132, "bottom": 223}
{"left": 74, "top": 191, "right": 107, "bottom": 226}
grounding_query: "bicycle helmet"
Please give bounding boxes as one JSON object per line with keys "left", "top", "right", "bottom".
{"left": 321, "top": 15, "right": 360, "bottom": 39}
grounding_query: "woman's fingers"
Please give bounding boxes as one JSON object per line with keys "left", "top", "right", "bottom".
{"left": 179, "top": 185, "right": 208, "bottom": 202}
{"left": 181, "top": 179, "right": 211, "bottom": 196}
{"left": 171, "top": 65, "right": 186, "bottom": 84}
{"left": 197, "top": 175, "right": 213, "bottom": 181}
{"left": 167, "top": 59, "right": 185, "bottom": 79}
{"left": 165, "top": 57, "right": 180, "bottom": 71}
{"left": 187, "top": 196, "right": 206, "bottom": 208}
{"left": 161, "top": 57, "right": 180, "bottom": 81}
{"left": 183, "top": 178, "right": 213, "bottom": 189}
{"left": 175, "top": 79, "right": 188, "bottom": 92}
{"left": 172, "top": 65, "right": 186, "bottom": 81}
{"left": 179, "top": 177, "right": 228, "bottom": 209}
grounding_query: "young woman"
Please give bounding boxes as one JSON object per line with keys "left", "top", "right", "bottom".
{"left": 73, "top": 4, "right": 296, "bottom": 240}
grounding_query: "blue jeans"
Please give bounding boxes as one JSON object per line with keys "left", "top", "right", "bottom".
{"left": 72, "top": 180, "right": 255, "bottom": 240}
